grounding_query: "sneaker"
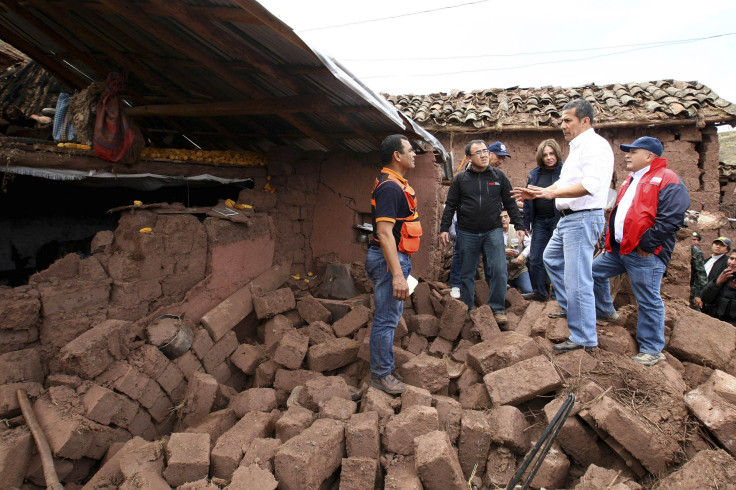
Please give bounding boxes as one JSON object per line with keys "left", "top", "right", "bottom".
{"left": 553, "top": 339, "right": 597, "bottom": 352}
{"left": 522, "top": 292, "right": 547, "bottom": 302}
{"left": 598, "top": 311, "right": 620, "bottom": 322}
{"left": 548, "top": 310, "right": 567, "bottom": 319}
{"left": 370, "top": 374, "right": 406, "bottom": 395}
{"left": 450, "top": 287, "right": 461, "bottom": 299}
{"left": 493, "top": 313, "right": 508, "bottom": 325}
{"left": 631, "top": 352, "right": 666, "bottom": 366}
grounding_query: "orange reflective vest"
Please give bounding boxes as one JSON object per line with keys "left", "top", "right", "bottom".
{"left": 370, "top": 168, "right": 422, "bottom": 255}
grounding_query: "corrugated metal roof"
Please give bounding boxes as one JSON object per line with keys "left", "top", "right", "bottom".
{"left": 0, "top": 0, "right": 445, "bottom": 158}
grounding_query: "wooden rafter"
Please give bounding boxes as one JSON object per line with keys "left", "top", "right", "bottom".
{"left": 229, "top": 0, "right": 316, "bottom": 56}
{"left": 126, "top": 95, "right": 331, "bottom": 118}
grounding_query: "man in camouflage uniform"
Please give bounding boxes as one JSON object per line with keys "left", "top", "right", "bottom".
{"left": 690, "top": 231, "right": 707, "bottom": 310}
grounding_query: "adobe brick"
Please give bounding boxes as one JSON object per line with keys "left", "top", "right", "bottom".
{"left": 383, "top": 405, "right": 439, "bottom": 455}
{"left": 191, "top": 327, "right": 214, "bottom": 360}
{"left": 274, "top": 418, "right": 344, "bottom": 489}
{"left": 208, "top": 361, "right": 232, "bottom": 385}
{"left": 467, "top": 305, "right": 501, "bottom": 341}
{"left": 685, "top": 371, "right": 736, "bottom": 456}
{"left": 120, "top": 470, "right": 170, "bottom": 490}
{"left": 230, "top": 343, "right": 266, "bottom": 375}
{"left": 263, "top": 314, "right": 295, "bottom": 351}
{"left": 273, "top": 368, "right": 323, "bottom": 393}
{"left": 488, "top": 405, "right": 530, "bottom": 454}
{"left": 0, "top": 348, "right": 43, "bottom": 385}
{"left": 146, "top": 392, "right": 174, "bottom": 424}
{"left": 340, "top": 457, "right": 378, "bottom": 490}
{"left": 128, "top": 344, "right": 170, "bottom": 380}
{"left": 176, "top": 479, "right": 220, "bottom": 490}
{"left": 155, "top": 362, "right": 185, "bottom": 398}
{"left": 299, "top": 320, "right": 336, "bottom": 345}
{"left": 128, "top": 407, "right": 157, "bottom": 440}
{"left": 112, "top": 363, "right": 152, "bottom": 401}
{"left": 297, "top": 375, "right": 352, "bottom": 411}
{"left": 428, "top": 336, "right": 453, "bottom": 357}
{"left": 346, "top": 411, "right": 380, "bottom": 459}
{"left": 401, "top": 385, "right": 433, "bottom": 410}
{"left": 484, "top": 445, "right": 516, "bottom": 489}
{"left": 438, "top": 297, "right": 468, "bottom": 341}
{"left": 202, "top": 330, "right": 239, "bottom": 373}
{"left": 254, "top": 359, "right": 280, "bottom": 387}
{"left": 528, "top": 444, "right": 569, "bottom": 489}
{"left": 241, "top": 437, "right": 282, "bottom": 473}
{"left": 384, "top": 456, "right": 422, "bottom": 490}
{"left": 253, "top": 287, "right": 296, "bottom": 319}
{"left": 0, "top": 426, "right": 33, "bottom": 488}
{"left": 81, "top": 436, "right": 149, "bottom": 489}
{"left": 543, "top": 397, "right": 605, "bottom": 467}
{"left": 655, "top": 449, "right": 736, "bottom": 489}
{"left": 459, "top": 382, "right": 492, "bottom": 411}
{"left": 332, "top": 305, "right": 371, "bottom": 338}
{"left": 396, "top": 315, "right": 409, "bottom": 339}
{"left": 296, "top": 294, "right": 332, "bottom": 324}
{"left": 399, "top": 353, "right": 449, "bottom": 393}
{"left": 669, "top": 307, "right": 736, "bottom": 369}
{"left": 82, "top": 384, "right": 139, "bottom": 427}
{"left": 458, "top": 409, "right": 492, "bottom": 479}
{"left": 406, "top": 314, "right": 440, "bottom": 337}
{"left": 466, "top": 331, "right": 540, "bottom": 375}
{"left": 137, "top": 378, "right": 168, "bottom": 410}
{"left": 412, "top": 281, "right": 434, "bottom": 315}
{"left": 587, "top": 394, "right": 676, "bottom": 473}
{"left": 229, "top": 464, "right": 278, "bottom": 490}
{"left": 414, "top": 430, "right": 466, "bottom": 490}
{"left": 211, "top": 411, "right": 275, "bottom": 480}
{"left": 432, "top": 395, "right": 462, "bottom": 443}
{"left": 173, "top": 351, "right": 204, "bottom": 381}
{"left": 451, "top": 339, "right": 474, "bottom": 363}
{"left": 405, "top": 332, "right": 429, "bottom": 355}
{"left": 163, "top": 432, "right": 210, "bottom": 487}
{"left": 554, "top": 349, "right": 599, "bottom": 377}
{"left": 185, "top": 408, "right": 238, "bottom": 449}
{"left": 273, "top": 330, "right": 309, "bottom": 370}
{"left": 307, "top": 337, "right": 360, "bottom": 372}
{"left": 360, "top": 386, "right": 397, "bottom": 423}
{"left": 318, "top": 395, "right": 357, "bottom": 421}
{"left": 456, "top": 367, "right": 481, "bottom": 393}
{"left": 483, "top": 355, "right": 562, "bottom": 406}
{"left": 229, "top": 388, "right": 278, "bottom": 417}
{"left": 275, "top": 405, "right": 314, "bottom": 442}
{"left": 179, "top": 372, "right": 218, "bottom": 429}
{"left": 0, "top": 382, "right": 43, "bottom": 418}
{"left": 59, "top": 320, "right": 130, "bottom": 379}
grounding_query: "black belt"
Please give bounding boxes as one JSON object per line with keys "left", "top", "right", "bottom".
{"left": 558, "top": 208, "right": 601, "bottom": 217}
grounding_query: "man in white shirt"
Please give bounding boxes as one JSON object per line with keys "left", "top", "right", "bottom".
{"left": 591, "top": 137, "right": 690, "bottom": 366}
{"left": 513, "top": 99, "right": 613, "bottom": 351}
{"left": 704, "top": 237, "right": 730, "bottom": 279}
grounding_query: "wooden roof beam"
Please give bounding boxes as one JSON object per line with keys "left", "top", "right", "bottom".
{"left": 126, "top": 95, "right": 331, "bottom": 118}
{"left": 229, "top": 0, "right": 316, "bottom": 57}
{"left": 146, "top": 0, "right": 301, "bottom": 93}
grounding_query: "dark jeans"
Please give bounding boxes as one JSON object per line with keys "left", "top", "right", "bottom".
{"left": 529, "top": 216, "right": 558, "bottom": 296}
{"left": 458, "top": 228, "right": 506, "bottom": 313}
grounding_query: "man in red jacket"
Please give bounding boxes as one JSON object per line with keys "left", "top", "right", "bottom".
{"left": 592, "top": 137, "right": 690, "bottom": 366}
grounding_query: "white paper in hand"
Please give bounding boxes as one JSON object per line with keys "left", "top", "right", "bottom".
{"left": 407, "top": 275, "right": 418, "bottom": 296}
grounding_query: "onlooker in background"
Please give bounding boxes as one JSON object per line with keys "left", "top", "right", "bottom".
{"left": 700, "top": 249, "right": 736, "bottom": 326}
{"left": 592, "top": 136, "right": 690, "bottom": 366}
{"left": 522, "top": 139, "right": 563, "bottom": 301}
{"left": 501, "top": 209, "right": 532, "bottom": 294}
{"left": 487, "top": 141, "right": 511, "bottom": 168}
{"left": 690, "top": 231, "right": 707, "bottom": 310}
{"left": 440, "top": 140, "right": 524, "bottom": 325}
{"left": 513, "top": 99, "right": 614, "bottom": 352}
{"left": 703, "top": 236, "right": 732, "bottom": 316}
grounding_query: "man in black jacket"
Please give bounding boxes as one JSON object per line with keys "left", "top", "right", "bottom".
{"left": 703, "top": 236, "right": 731, "bottom": 317}
{"left": 440, "top": 140, "right": 524, "bottom": 325}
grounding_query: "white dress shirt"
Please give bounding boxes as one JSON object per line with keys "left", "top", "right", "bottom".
{"left": 556, "top": 128, "right": 614, "bottom": 212}
{"left": 705, "top": 254, "right": 724, "bottom": 277}
{"left": 613, "top": 166, "right": 650, "bottom": 243}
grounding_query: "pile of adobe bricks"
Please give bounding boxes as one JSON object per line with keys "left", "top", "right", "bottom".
{"left": 3, "top": 263, "right": 736, "bottom": 489}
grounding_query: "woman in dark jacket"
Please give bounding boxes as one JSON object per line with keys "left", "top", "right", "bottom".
{"left": 522, "top": 139, "right": 563, "bottom": 301}
{"left": 701, "top": 249, "right": 736, "bottom": 325}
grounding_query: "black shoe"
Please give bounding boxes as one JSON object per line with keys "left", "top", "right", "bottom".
{"left": 548, "top": 310, "right": 567, "bottom": 319}
{"left": 553, "top": 340, "right": 596, "bottom": 352}
{"left": 522, "top": 292, "right": 547, "bottom": 302}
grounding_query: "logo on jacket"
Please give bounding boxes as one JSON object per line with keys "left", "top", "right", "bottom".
{"left": 488, "top": 182, "right": 500, "bottom": 186}
{"left": 650, "top": 177, "right": 662, "bottom": 184}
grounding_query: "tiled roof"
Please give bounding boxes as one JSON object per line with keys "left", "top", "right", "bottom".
{"left": 385, "top": 80, "right": 736, "bottom": 131}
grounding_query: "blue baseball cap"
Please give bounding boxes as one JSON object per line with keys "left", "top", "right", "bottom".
{"left": 488, "top": 141, "right": 511, "bottom": 157}
{"left": 620, "top": 136, "right": 663, "bottom": 157}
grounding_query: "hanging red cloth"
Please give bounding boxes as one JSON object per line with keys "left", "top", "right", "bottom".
{"left": 94, "top": 72, "right": 135, "bottom": 162}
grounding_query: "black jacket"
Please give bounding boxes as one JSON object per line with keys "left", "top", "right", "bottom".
{"left": 440, "top": 165, "right": 523, "bottom": 233}
{"left": 707, "top": 254, "right": 729, "bottom": 283}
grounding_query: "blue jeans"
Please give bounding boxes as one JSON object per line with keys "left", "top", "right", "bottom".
{"left": 449, "top": 238, "right": 462, "bottom": 289}
{"left": 508, "top": 270, "right": 532, "bottom": 294}
{"left": 365, "top": 246, "right": 411, "bottom": 378}
{"left": 529, "top": 216, "right": 558, "bottom": 296}
{"left": 543, "top": 210, "right": 605, "bottom": 347}
{"left": 458, "top": 228, "right": 506, "bottom": 313}
{"left": 593, "top": 249, "right": 666, "bottom": 354}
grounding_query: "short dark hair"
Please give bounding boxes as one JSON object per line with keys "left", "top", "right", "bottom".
{"left": 464, "top": 139, "right": 486, "bottom": 156}
{"left": 380, "top": 134, "right": 409, "bottom": 164}
{"left": 535, "top": 139, "right": 562, "bottom": 168}
{"left": 562, "top": 99, "right": 595, "bottom": 125}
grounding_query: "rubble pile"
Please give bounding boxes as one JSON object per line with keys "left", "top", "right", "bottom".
{"left": 2, "top": 211, "right": 736, "bottom": 489}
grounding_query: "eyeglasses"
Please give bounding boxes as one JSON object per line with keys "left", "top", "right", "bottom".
{"left": 472, "top": 149, "right": 490, "bottom": 156}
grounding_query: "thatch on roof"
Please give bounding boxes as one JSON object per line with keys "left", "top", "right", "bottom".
{"left": 386, "top": 80, "right": 736, "bottom": 132}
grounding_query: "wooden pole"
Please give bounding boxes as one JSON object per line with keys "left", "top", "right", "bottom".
{"left": 16, "top": 389, "right": 64, "bottom": 490}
